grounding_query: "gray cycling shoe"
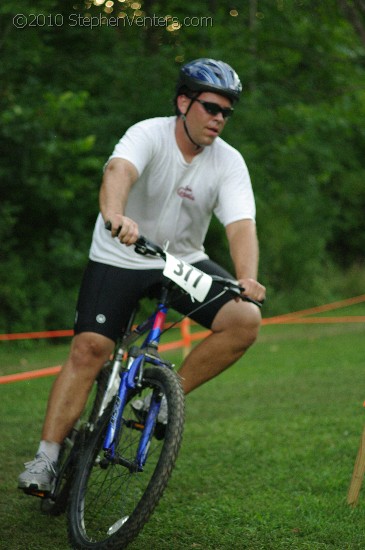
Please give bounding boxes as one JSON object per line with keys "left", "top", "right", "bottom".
{"left": 18, "top": 452, "right": 58, "bottom": 493}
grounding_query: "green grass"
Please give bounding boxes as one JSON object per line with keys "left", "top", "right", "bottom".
{"left": 1, "top": 321, "right": 365, "bottom": 549}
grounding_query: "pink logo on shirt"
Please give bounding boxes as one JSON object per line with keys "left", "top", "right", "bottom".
{"left": 177, "top": 185, "right": 195, "bottom": 201}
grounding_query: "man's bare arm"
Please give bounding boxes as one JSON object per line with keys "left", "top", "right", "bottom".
{"left": 226, "top": 219, "right": 266, "bottom": 302}
{"left": 100, "top": 158, "right": 139, "bottom": 245}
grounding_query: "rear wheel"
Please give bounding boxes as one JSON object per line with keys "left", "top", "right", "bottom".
{"left": 68, "top": 366, "right": 184, "bottom": 549}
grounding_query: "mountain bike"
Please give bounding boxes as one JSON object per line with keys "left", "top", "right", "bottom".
{"left": 41, "top": 234, "right": 262, "bottom": 549}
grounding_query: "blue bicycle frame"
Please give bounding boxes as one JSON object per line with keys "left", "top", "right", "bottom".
{"left": 102, "top": 299, "right": 170, "bottom": 470}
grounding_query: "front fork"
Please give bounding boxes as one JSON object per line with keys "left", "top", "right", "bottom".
{"left": 136, "top": 392, "right": 162, "bottom": 467}
{"left": 102, "top": 354, "right": 162, "bottom": 470}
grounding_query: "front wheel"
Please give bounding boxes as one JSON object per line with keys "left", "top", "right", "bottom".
{"left": 68, "top": 366, "right": 184, "bottom": 549}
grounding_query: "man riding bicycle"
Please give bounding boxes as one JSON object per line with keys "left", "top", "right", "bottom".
{"left": 19, "top": 58, "right": 266, "bottom": 493}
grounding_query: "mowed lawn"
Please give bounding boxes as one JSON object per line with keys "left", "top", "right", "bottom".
{"left": 0, "top": 318, "right": 364, "bottom": 549}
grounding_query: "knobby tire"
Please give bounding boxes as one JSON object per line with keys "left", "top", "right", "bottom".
{"left": 68, "top": 366, "right": 184, "bottom": 549}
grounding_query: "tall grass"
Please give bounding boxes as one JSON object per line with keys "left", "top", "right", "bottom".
{"left": 1, "top": 321, "right": 365, "bottom": 549}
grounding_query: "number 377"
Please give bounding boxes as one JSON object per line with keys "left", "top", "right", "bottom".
{"left": 173, "top": 260, "right": 204, "bottom": 288}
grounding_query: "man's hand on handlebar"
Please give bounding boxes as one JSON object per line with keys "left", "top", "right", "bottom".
{"left": 105, "top": 216, "right": 139, "bottom": 246}
{"left": 236, "top": 277, "right": 266, "bottom": 305}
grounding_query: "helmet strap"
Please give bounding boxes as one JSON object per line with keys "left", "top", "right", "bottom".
{"left": 181, "top": 97, "right": 203, "bottom": 151}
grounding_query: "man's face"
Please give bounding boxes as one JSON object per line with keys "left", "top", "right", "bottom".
{"left": 178, "top": 91, "right": 233, "bottom": 147}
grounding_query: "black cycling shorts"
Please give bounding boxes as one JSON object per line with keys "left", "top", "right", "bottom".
{"left": 74, "top": 259, "right": 236, "bottom": 342}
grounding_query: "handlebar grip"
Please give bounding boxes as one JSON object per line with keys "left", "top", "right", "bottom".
{"left": 104, "top": 222, "right": 164, "bottom": 257}
{"left": 212, "top": 275, "right": 263, "bottom": 309}
{"left": 229, "top": 288, "right": 263, "bottom": 308}
{"left": 104, "top": 220, "right": 123, "bottom": 236}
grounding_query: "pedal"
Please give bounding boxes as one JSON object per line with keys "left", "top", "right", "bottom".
{"left": 131, "top": 420, "right": 145, "bottom": 431}
{"left": 21, "top": 477, "right": 56, "bottom": 499}
{"left": 22, "top": 486, "right": 50, "bottom": 499}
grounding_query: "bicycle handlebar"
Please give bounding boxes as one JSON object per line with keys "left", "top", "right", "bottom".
{"left": 133, "top": 235, "right": 263, "bottom": 308}
{"left": 104, "top": 222, "right": 263, "bottom": 308}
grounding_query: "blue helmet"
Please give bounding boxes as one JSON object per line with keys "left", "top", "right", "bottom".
{"left": 176, "top": 58, "right": 242, "bottom": 103}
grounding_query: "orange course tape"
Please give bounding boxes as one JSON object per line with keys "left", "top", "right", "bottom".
{"left": 1, "top": 294, "right": 364, "bottom": 385}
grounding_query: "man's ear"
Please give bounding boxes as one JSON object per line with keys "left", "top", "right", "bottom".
{"left": 176, "top": 94, "right": 189, "bottom": 116}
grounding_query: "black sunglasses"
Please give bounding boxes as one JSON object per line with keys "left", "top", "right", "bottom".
{"left": 195, "top": 99, "right": 234, "bottom": 119}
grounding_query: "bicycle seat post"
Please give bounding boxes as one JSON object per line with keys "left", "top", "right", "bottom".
{"left": 158, "top": 285, "right": 170, "bottom": 308}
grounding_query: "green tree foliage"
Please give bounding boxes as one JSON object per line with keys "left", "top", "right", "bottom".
{"left": 0, "top": 0, "right": 364, "bottom": 332}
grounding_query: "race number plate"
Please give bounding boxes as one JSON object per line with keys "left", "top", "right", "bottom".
{"left": 163, "top": 253, "right": 213, "bottom": 302}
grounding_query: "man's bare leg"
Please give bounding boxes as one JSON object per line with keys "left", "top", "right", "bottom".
{"left": 177, "top": 300, "right": 261, "bottom": 394}
{"left": 18, "top": 332, "right": 114, "bottom": 491}
{"left": 41, "top": 332, "right": 114, "bottom": 444}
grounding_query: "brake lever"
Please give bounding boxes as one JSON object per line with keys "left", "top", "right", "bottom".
{"left": 134, "top": 236, "right": 164, "bottom": 257}
{"left": 242, "top": 296, "right": 263, "bottom": 308}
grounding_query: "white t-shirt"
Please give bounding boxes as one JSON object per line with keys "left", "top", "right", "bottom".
{"left": 89, "top": 116, "right": 255, "bottom": 269}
